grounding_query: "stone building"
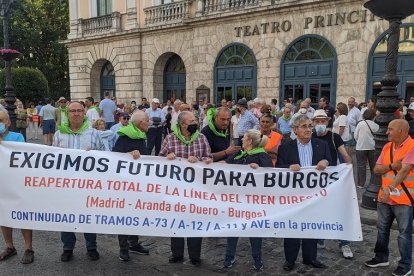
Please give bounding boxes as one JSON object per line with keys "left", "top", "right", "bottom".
{"left": 66, "top": 0, "right": 414, "bottom": 107}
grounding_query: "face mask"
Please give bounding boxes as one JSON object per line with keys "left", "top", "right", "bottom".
{"left": 300, "top": 108, "right": 307, "bottom": 114}
{"left": 187, "top": 124, "right": 198, "bottom": 134}
{"left": 0, "top": 122, "right": 6, "bottom": 134}
{"left": 315, "top": 124, "right": 327, "bottom": 135}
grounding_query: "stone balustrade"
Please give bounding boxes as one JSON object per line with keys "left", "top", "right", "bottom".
{"left": 200, "top": 0, "right": 263, "bottom": 14}
{"left": 144, "top": 0, "right": 193, "bottom": 25}
{"left": 78, "top": 12, "right": 121, "bottom": 37}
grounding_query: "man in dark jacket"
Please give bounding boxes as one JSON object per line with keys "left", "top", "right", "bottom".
{"left": 112, "top": 110, "right": 150, "bottom": 261}
{"left": 277, "top": 114, "right": 332, "bottom": 271}
{"left": 201, "top": 107, "right": 240, "bottom": 162}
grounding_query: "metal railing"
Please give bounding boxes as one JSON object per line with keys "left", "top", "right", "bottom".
{"left": 144, "top": 0, "right": 193, "bottom": 25}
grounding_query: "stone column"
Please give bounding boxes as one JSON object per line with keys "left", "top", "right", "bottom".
{"left": 111, "top": 11, "right": 121, "bottom": 32}
{"left": 67, "top": 0, "right": 79, "bottom": 39}
{"left": 196, "top": 0, "right": 204, "bottom": 17}
{"left": 125, "top": 0, "right": 138, "bottom": 30}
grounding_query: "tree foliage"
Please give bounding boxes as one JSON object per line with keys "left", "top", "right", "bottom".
{"left": 0, "top": 67, "right": 49, "bottom": 104}
{"left": 0, "top": 0, "right": 69, "bottom": 101}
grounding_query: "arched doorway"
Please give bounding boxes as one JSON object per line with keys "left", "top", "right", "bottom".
{"left": 100, "top": 61, "right": 115, "bottom": 99}
{"left": 280, "top": 35, "right": 337, "bottom": 108}
{"left": 214, "top": 43, "right": 256, "bottom": 105}
{"left": 164, "top": 54, "right": 186, "bottom": 103}
{"left": 367, "top": 24, "right": 414, "bottom": 101}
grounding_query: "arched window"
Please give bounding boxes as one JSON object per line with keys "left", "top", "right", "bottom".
{"left": 281, "top": 35, "right": 337, "bottom": 108}
{"left": 367, "top": 24, "right": 414, "bottom": 101}
{"left": 164, "top": 54, "right": 186, "bottom": 102}
{"left": 100, "top": 61, "right": 115, "bottom": 98}
{"left": 214, "top": 43, "right": 256, "bottom": 104}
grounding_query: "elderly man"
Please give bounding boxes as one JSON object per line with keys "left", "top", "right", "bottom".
{"left": 110, "top": 112, "right": 130, "bottom": 144}
{"left": 201, "top": 107, "right": 240, "bottom": 162}
{"left": 53, "top": 101, "right": 104, "bottom": 262}
{"left": 236, "top": 99, "right": 259, "bottom": 146}
{"left": 277, "top": 114, "right": 332, "bottom": 271}
{"left": 365, "top": 119, "right": 414, "bottom": 276}
{"left": 145, "top": 98, "right": 165, "bottom": 156}
{"left": 113, "top": 110, "right": 150, "bottom": 261}
{"left": 0, "top": 111, "right": 34, "bottom": 264}
{"left": 277, "top": 107, "right": 292, "bottom": 144}
{"left": 160, "top": 111, "right": 212, "bottom": 266}
{"left": 311, "top": 109, "right": 353, "bottom": 258}
{"left": 55, "top": 97, "right": 68, "bottom": 128}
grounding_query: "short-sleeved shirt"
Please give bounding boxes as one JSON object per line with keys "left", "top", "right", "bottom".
{"left": 201, "top": 125, "right": 230, "bottom": 160}
{"left": 99, "top": 99, "right": 117, "bottom": 123}
{"left": 3, "top": 131, "right": 24, "bottom": 142}
{"left": 402, "top": 148, "right": 414, "bottom": 173}
{"left": 332, "top": 115, "right": 351, "bottom": 142}
{"left": 39, "top": 104, "right": 56, "bottom": 120}
{"left": 312, "top": 131, "right": 344, "bottom": 166}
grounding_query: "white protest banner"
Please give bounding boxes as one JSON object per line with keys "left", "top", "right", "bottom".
{"left": 0, "top": 142, "right": 362, "bottom": 240}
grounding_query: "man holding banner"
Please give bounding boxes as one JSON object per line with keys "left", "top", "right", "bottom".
{"left": 276, "top": 114, "right": 332, "bottom": 271}
{"left": 53, "top": 101, "right": 103, "bottom": 262}
{"left": 160, "top": 111, "right": 212, "bottom": 266}
{"left": 0, "top": 111, "right": 34, "bottom": 264}
{"left": 112, "top": 110, "right": 150, "bottom": 261}
{"left": 365, "top": 119, "right": 414, "bottom": 276}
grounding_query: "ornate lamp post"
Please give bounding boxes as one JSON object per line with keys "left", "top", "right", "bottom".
{"left": 361, "top": 0, "right": 414, "bottom": 209}
{"left": 0, "top": 0, "right": 18, "bottom": 131}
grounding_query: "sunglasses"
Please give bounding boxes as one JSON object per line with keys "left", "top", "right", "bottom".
{"left": 121, "top": 117, "right": 130, "bottom": 120}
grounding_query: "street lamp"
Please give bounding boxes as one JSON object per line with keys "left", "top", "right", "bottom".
{"left": 361, "top": 0, "right": 414, "bottom": 209}
{"left": 0, "top": 0, "right": 17, "bottom": 131}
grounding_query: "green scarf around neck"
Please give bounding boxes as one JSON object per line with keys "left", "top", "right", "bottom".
{"left": 118, "top": 123, "right": 146, "bottom": 140}
{"left": 59, "top": 106, "right": 67, "bottom": 113}
{"left": 58, "top": 117, "right": 89, "bottom": 135}
{"left": 234, "top": 147, "right": 266, "bottom": 160}
{"left": 207, "top": 108, "right": 227, "bottom": 138}
{"left": 280, "top": 114, "right": 291, "bottom": 122}
{"left": 171, "top": 123, "right": 199, "bottom": 145}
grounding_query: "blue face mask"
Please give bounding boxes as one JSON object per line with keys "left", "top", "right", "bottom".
{"left": 0, "top": 122, "right": 6, "bottom": 134}
{"left": 315, "top": 124, "right": 327, "bottom": 135}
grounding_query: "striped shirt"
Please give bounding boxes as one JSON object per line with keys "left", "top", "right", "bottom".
{"left": 53, "top": 128, "right": 104, "bottom": 151}
{"left": 159, "top": 132, "right": 212, "bottom": 161}
{"left": 297, "top": 139, "right": 312, "bottom": 167}
{"left": 237, "top": 110, "right": 259, "bottom": 137}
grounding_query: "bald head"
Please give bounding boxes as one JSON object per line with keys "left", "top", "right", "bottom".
{"left": 131, "top": 110, "right": 149, "bottom": 132}
{"left": 387, "top": 119, "right": 409, "bottom": 144}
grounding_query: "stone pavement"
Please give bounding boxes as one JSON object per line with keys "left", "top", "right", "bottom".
{"left": 0, "top": 138, "right": 408, "bottom": 275}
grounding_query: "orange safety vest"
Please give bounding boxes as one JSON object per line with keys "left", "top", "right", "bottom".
{"left": 27, "top": 108, "right": 39, "bottom": 123}
{"left": 265, "top": 131, "right": 283, "bottom": 166}
{"left": 379, "top": 137, "right": 414, "bottom": 205}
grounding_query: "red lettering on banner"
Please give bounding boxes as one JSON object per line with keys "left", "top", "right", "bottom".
{"left": 135, "top": 199, "right": 171, "bottom": 211}
{"left": 165, "top": 186, "right": 180, "bottom": 196}
{"left": 221, "top": 193, "right": 242, "bottom": 203}
{"left": 146, "top": 183, "right": 161, "bottom": 193}
{"left": 245, "top": 195, "right": 275, "bottom": 205}
{"left": 184, "top": 189, "right": 217, "bottom": 200}
{"left": 23, "top": 176, "right": 102, "bottom": 190}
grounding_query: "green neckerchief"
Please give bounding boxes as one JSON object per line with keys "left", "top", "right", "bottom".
{"left": 88, "top": 105, "right": 100, "bottom": 113}
{"left": 59, "top": 106, "right": 67, "bottom": 113}
{"left": 234, "top": 147, "right": 266, "bottom": 160}
{"left": 280, "top": 115, "right": 291, "bottom": 122}
{"left": 58, "top": 117, "right": 89, "bottom": 135}
{"left": 207, "top": 108, "right": 227, "bottom": 138}
{"left": 171, "top": 123, "right": 199, "bottom": 145}
{"left": 118, "top": 123, "right": 146, "bottom": 140}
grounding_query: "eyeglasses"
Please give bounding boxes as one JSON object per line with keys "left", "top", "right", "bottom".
{"left": 121, "top": 117, "right": 130, "bottom": 120}
{"left": 68, "top": 109, "right": 84, "bottom": 113}
{"left": 296, "top": 124, "right": 313, "bottom": 130}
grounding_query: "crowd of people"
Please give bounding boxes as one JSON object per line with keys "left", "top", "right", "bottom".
{"left": 0, "top": 93, "right": 414, "bottom": 276}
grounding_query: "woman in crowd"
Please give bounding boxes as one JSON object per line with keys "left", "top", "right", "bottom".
{"left": 26, "top": 102, "right": 39, "bottom": 140}
{"left": 332, "top": 102, "right": 351, "bottom": 153}
{"left": 354, "top": 108, "right": 379, "bottom": 188}
{"left": 15, "top": 101, "right": 28, "bottom": 141}
{"left": 223, "top": 129, "right": 273, "bottom": 271}
{"left": 93, "top": 118, "right": 114, "bottom": 151}
{"left": 259, "top": 113, "right": 282, "bottom": 166}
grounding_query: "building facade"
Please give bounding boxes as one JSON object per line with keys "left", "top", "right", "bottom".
{"left": 66, "top": 0, "right": 414, "bottom": 107}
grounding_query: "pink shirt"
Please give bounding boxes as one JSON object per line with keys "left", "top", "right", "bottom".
{"left": 402, "top": 148, "right": 414, "bottom": 173}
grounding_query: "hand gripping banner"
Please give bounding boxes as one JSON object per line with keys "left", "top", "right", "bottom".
{"left": 0, "top": 142, "right": 362, "bottom": 240}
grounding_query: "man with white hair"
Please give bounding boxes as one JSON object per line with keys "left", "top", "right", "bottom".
{"left": 170, "top": 100, "right": 182, "bottom": 126}
{"left": 145, "top": 98, "right": 164, "bottom": 155}
{"left": 347, "top": 96, "right": 361, "bottom": 147}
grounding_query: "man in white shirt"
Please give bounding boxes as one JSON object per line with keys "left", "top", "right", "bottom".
{"left": 347, "top": 97, "right": 361, "bottom": 147}
{"left": 170, "top": 100, "right": 182, "bottom": 126}
{"left": 38, "top": 97, "right": 56, "bottom": 146}
{"left": 85, "top": 97, "right": 100, "bottom": 127}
